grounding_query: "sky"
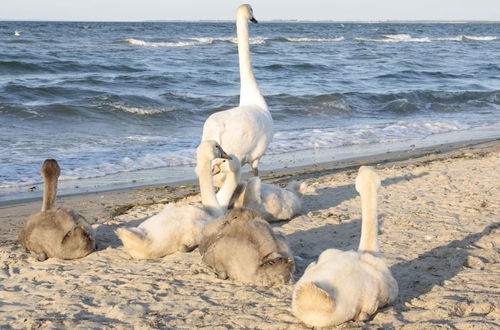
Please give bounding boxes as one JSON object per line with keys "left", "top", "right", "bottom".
{"left": 2, "top": 0, "right": 500, "bottom": 22}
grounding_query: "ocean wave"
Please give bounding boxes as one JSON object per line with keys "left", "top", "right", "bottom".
{"left": 269, "top": 120, "right": 470, "bottom": 154}
{"left": 355, "top": 34, "right": 498, "bottom": 43}
{"left": 124, "top": 36, "right": 267, "bottom": 47}
{"left": 463, "top": 35, "right": 498, "bottom": 41}
{"left": 188, "top": 36, "right": 267, "bottom": 45}
{"left": 0, "top": 119, "right": 474, "bottom": 190}
{"left": 123, "top": 38, "right": 211, "bottom": 47}
{"left": 284, "top": 36, "right": 344, "bottom": 42}
{"left": 110, "top": 103, "right": 178, "bottom": 115}
{"left": 355, "top": 34, "right": 431, "bottom": 43}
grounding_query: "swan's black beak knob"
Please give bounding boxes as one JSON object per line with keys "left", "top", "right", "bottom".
{"left": 250, "top": 17, "right": 258, "bottom": 24}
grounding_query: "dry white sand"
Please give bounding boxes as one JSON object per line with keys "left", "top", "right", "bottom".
{"left": 0, "top": 140, "right": 499, "bottom": 329}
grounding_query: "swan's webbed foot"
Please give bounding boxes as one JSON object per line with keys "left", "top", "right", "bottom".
{"left": 215, "top": 271, "right": 228, "bottom": 280}
{"left": 35, "top": 251, "right": 48, "bottom": 261}
{"left": 355, "top": 311, "right": 370, "bottom": 321}
{"left": 180, "top": 244, "right": 198, "bottom": 253}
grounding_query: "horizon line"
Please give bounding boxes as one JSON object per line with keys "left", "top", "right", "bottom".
{"left": 1, "top": 19, "right": 500, "bottom": 24}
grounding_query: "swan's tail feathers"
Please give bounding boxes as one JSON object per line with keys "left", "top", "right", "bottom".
{"left": 115, "top": 227, "right": 151, "bottom": 259}
{"left": 285, "top": 181, "right": 311, "bottom": 196}
{"left": 355, "top": 166, "right": 381, "bottom": 254}
{"left": 60, "top": 226, "right": 96, "bottom": 259}
{"left": 293, "top": 283, "right": 336, "bottom": 327}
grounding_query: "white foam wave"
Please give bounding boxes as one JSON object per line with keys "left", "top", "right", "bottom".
{"left": 124, "top": 38, "right": 211, "bottom": 47}
{"left": 188, "top": 36, "right": 267, "bottom": 45}
{"left": 433, "top": 36, "right": 464, "bottom": 41}
{"left": 285, "top": 36, "right": 344, "bottom": 43}
{"left": 269, "top": 120, "right": 469, "bottom": 154}
{"left": 124, "top": 36, "right": 267, "bottom": 48}
{"left": 356, "top": 34, "right": 498, "bottom": 43}
{"left": 355, "top": 34, "right": 431, "bottom": 43}
{"left": 59, "top": 150, "right": 196, "bottom": 182}
{"left": 111, "top": 104, "right": 176, "bottom": 115}
{"left": 463, "top": 35, "right": 498, "bottom": 41}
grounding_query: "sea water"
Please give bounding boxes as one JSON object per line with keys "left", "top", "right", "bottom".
{"left": 0, "top": 21, "right": 499, "bottom": 201}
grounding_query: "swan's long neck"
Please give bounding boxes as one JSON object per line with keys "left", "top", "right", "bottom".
{"left": 237, "top": 15, "right": 267, "bottom": 109}
{"left": 41, "top": 176, "right": 57, "bottom": 212}
{"left": 198, "top": 158, "right": 223, "bottom": 217}
{"left": 216, "top": 162, "right": 241, "bottom": 212}
{"left": 357, "top": 185, "right": 379, "bottom": 254}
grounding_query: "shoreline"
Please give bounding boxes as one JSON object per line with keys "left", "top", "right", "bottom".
{"left": 1, "top": 124, "right": 499, "bottom": 206}
{"left": 0, "top": 137, "right": 500, "bottom": 209}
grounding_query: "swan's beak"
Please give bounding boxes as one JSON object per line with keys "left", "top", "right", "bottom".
{"left": 220, "top": 151, "right": 232, "bottom": 160}
{"left": 250, "top": 17, "right": 258, "bottom": 24}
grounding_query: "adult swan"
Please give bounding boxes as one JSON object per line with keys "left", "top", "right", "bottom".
{"left": 202, "top": 4, "right": 273, "bottom": 176}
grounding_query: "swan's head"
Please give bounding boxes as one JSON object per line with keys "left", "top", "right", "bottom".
{"left": 355, "top": 166, "right": 381, "bottom": 195}
{"left": 197, "top": 140, "right": 231, "bottom": 163}
{"left": 41, "top": 159, "right": 61, "bottom": 181}
{"left": 238, "top": 4, "right": 258, "bottom": 24}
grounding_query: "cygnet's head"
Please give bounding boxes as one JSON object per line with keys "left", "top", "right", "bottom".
{"left": 41, "top": 159, "right": 61, "bottom": 181}
{"left": 355, "top": 166, "right": 381, "bottom": 195}
{"left": 214, "top": 156, "right": 241, "bottom": 175}
{"left": 211, "top": 155, "right": 241, "bottom": 188}
{"left": 237, "top": 4, "right": 258, "bottom": 23}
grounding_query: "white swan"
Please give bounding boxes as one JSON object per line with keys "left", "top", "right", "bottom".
{"left": 19, "top": 159, "right": 96, "bottom": 260}
{"left": 201, "top": 4, "right": 273, "bottom": 176}
{"left": 115, "top": 141, "right": 239, "bottom": 259}
{"left": 292, "top": 166, "right": 398, "bottom": 327}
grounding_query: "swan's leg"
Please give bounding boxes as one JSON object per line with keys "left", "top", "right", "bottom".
{"left": 251, "top": 159, "right": 259, "bottom": 176}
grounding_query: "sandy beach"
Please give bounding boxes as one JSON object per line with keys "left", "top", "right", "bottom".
{"left": 0, "top": 139, "right": 499, "bottom": 329}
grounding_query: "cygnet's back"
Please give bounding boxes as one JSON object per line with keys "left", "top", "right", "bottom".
{"left": 19, "top": 159, "right": 95, "bottom": 260}
{"left": 199, "top": 208, "right": 294, "bottom": 286}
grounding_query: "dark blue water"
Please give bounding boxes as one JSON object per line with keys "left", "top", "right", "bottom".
{"left": 1, "top": 21, "right": 499, "bottom": 194}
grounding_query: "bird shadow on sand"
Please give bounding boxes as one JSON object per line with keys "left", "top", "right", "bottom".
{"left": 95, "top": 219, "right": 144, "bottom": 250}
{"left": 390, "top": 221, "right": 499, "bottom": 325}
{"left": 301, "top": 172, "right": 429, "bottom": 214}
{"left": 279, "top": 172, "right": 429, "bottom": 277}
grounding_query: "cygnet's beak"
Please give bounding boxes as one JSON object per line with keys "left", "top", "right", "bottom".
{"left": 250, "top": 17, "right": 258, "bottom": 24}
{"left": 211, "top": 164, "right": 221, "bottom": 176}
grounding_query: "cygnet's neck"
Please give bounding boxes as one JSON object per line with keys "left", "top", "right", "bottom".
{"left": 216, "top": 162, "right": 241, "bottom": 212}
{"left": 357, "top": 185, "right": 379, "bottom": 254}
{"left": 236, "top": 14, "right": 267, "bottom": 109}
{"left": 42, "top": 175, "right": 58, "bottom": 212}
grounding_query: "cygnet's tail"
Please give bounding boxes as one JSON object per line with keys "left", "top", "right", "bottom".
{"left": 292, "top": 283, "right": 336, "bottom": 327}
{"left": 355, "top": 166, "right": 381, "bottom": 254}
{"left": 115, "top": 227, "right": 151, "bottom": 259}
